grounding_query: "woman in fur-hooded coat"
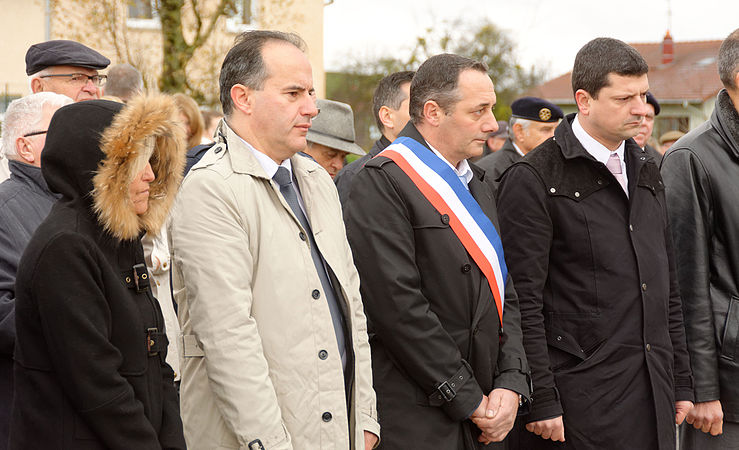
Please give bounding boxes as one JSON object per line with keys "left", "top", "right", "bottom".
{"left": 9, "top": 96, "right": 187, "bottom": 449}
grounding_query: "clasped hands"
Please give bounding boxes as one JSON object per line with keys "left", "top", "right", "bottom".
{"left": 469, "top": 388, "right": 520, "bottom": 444}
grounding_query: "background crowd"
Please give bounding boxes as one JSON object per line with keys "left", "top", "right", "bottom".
{"left": 0, "top": 23, "right": 737, "bottom": 450}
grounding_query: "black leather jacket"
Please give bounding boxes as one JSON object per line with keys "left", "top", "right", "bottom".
{"left": 661, "top": 89, "right": 739, "bottom": 422}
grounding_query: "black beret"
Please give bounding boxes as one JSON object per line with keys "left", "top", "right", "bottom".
{"left": 646, "top": 92, "right": 661, "bottom": 115}
{"left": 510, "top": 96, "right": 564, "bottom": 123}
{"left": 26, "top": 40, "right": 110, "bottom": 75}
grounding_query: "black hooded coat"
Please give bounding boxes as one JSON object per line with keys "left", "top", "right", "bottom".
{"left": 9, "top": 99, "right": 186, "bottom": 449}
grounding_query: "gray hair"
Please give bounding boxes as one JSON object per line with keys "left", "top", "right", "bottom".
{"left": 27, "top": 67, "right": 52, "bottom": 93}
{"left": 509, "top": 116, "right": 533, "bottom": 133}
{"left": 104, "top": 63, "right": 144, "bottom": 102}
{"left": 718, "top": 28, "right": 739, "bottom": 90}
{"left": 1, "top": 92, "right": 72, "bottom": 159}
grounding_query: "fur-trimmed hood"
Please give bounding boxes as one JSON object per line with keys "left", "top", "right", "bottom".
{"left": 42, "top": 96, "right": 186, "bottom": 241}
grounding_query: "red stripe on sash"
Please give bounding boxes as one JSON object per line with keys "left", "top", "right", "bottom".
{"left": 383, "top": 150, "right": 504, "bottom": 325}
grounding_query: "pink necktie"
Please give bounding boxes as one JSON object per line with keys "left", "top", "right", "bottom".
{"left": 606, "top": 153, "right": 627, "bottom": 194}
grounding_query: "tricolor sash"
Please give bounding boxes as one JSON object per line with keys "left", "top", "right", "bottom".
{"left": 378, "top": 136, "right": 508, "bottom": 324}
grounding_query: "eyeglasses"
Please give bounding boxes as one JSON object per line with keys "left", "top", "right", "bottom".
{"left": 39, "top": 73, "right": 107, "bottom": 87}
{"left": 23, "top": 130, "right": 47, "bottom": 138}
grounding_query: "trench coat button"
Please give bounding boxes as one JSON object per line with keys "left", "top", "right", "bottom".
{"left": 214, "top": 147, "right": 223, "bottom": 154}
{"left": 441, "top": 214, "right": 450, "bottom": 224}
{"left": 312, "top": 289, "right": 321, "bottom": 299}
{"left": 549, "top": 187, "right": 556, "bottom": 193}
{"left": 556, "top": 335, "right": 562, "bottom": 341}
{"left": 461, "top": 264, "right": 472, "bottom": 273}
{"left": 322, "top": 412, "right": 332, "bottom": 422}
{"left": 640, "top": 156, "right": 646, "bottom": 161}
{"left": 299, "top": 231, "right": 306, "bottom": 241}
{"left": 574, "top": 192, "right": 580, "bottom": 198}
{"left": 641, "top": 283, "right": 647, "bottom": 292}
{"left": 318, "top": 350, "right": 328, "bottom": 360}
{"left": 646, "top": 343, "right": 652, "bottom": 352}
{"left": 629, "top": 224, "right": 634, "bottom": 232}
{"left": 473, "top": 326, "right": 479, "bottom": 335}
{"left": 597, "top": 179, "right": 604, "bottom": 185}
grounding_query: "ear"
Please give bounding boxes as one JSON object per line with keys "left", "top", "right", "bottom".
{"left": 30, "top": 77, "right": 43, "bottom": 93}
{"left": 575, "top": 89, "right": 592, "bottom": 116}
{"left": 230, "top": 84, "right": 253, "bottom": 115}
{"left": 422, "top": 100, "right": 443, "bottom": 126}
{"left": 378, "top": 105, "right": 394, "bottom": 131}
{"left": 15, "top": 137, "right": 35, "bottom": 164}
{"left": 512, "top": 122, "right": 525, "bottom": 142}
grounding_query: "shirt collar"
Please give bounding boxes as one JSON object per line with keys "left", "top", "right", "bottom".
{"left": 234, "top": 133, "right": 293, "bottom": 179}
{"left": 572, "top": 114, "right": 625, "bottom": 166}
{"left": 425, "top": 141, "right": 474, "bottom": 186}
{"left": 511, "top": 141, "right": 525, "bottom": 157}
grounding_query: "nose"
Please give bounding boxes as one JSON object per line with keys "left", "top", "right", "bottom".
{"left": 304, "top": 96, "right": 319, "bottom": 119}
{"left": 82, "top": 77, "right": 98, "bottom": 93}
{"left": 483, "top": 110, "right": 498, "bottom": 133}
{"left": 142, "top": 162, "right": 155, "bottom": 182}
{"left": 632, "top": 95, "right": 648, "bottom": 117}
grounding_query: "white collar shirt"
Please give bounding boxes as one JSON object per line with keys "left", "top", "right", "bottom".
{"left": 426, "top": 141, "right": 475, "bottom": 190}
{"left": 572, "top": 114, "right": 628, "bottom": 194}
{"left": 512, "top": 141, "right": 525, "bottom": 157}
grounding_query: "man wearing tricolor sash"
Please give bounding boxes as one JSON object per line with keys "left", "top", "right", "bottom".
{"left": 345, "top": 54, "right": 530, "bottom": 449}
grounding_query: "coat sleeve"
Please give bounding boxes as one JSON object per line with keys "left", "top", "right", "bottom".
{"left": 496, "top": 164, "right": 562, "bottom": 422}
{"left": 493, "top": 275, "right": 532, "bottom": 403}
{"left": 661, "top": 148, "right": 713, "bottom": 402}
{"left": 170, "top": 169, "right": 291, "bottom": 449}
{"left": 31, "top": 235, "right": 162, "bottom": 450}
{"left": 345, "top": 165, "right": 484, "bottom": 422}
{"left": 158, "top": 335, "right": 187, "bottom": 449}
{"left": 0, "top": 213, "right": 25, "bottom": 357}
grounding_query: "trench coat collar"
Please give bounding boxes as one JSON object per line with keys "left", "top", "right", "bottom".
{"left": 221, "top": 121, "right": 323, "bottom": 182}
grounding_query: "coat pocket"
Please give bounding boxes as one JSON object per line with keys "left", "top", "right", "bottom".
{"left": 720, "top": 296, "right": 739, "bottom": 361}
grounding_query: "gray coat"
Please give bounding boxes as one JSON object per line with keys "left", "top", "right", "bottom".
{"left": 0, "top": 160, "right": 57, "bottom": 449}
{"left": 475, "top": 140, "right": 522, "bottom": 192}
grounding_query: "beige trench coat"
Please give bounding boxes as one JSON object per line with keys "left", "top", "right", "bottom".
{"left": 169, "top": 122, "right": 379, "bottom": 450}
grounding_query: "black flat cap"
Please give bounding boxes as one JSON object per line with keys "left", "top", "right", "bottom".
{"left": 511, "top": 96, "right": 564, "bottom": 123}
{"left": 646, "top": 92, "right": 661, "bottom": 115}
{"left": 26, "top": 40, "right": 110, "bottom": 75}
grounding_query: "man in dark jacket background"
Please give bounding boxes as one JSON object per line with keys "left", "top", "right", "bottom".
{"left": 335, "top": 70, "right": 413, "bottom": 206}
{"left": 661, "top": 27, "right": 739, "bottom": 450}
{"left": 497, "top": 37, "right": 694, "bottom": 450}
{"left": 0, "top": 92, "right": 71, "bottom": 449}
{"left": 345, "top": 53, "right": 530, "bottom": 449}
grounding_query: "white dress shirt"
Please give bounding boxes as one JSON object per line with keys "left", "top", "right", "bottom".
{"left": 426, "top": 141, "right": 474, "bottom": 189}
{"left": 572, "top": 115, "right": 628, "bottom": 193}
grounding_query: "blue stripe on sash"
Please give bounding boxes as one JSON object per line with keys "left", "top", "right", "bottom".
{"left": 394, "top": 136, "right": 508, "bottom": 284}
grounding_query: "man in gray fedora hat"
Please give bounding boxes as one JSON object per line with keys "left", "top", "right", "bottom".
{"left": 303, "top": 99, "right": 365, "bottom": 179}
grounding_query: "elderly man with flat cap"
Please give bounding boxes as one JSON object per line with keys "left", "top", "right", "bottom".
{"left": 476, "top": 97, "right": 563, "bottom": 189}
{"left": 26, "top": 39, "right": 110, "bottom": 102}
{"left": 302, "top": 99, "right": 365, "bottom": 179}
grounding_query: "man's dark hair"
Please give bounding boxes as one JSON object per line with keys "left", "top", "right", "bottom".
{"left": 219, "top": 30, "right": 306, "bottom": 116}
{"left": 104, "top": 63, "right": 143, "bottom": 102}
{"left": 718, "top": 28, "right": 739, "bottom": 90}
{"left": 571, "top": 37, "right": 648, "bottom": 99}
{"left": 409, "top": 54, "right": 488, "bottom": 124}
{"left": 373, "top": 71, "right": 414, "bottom": 133}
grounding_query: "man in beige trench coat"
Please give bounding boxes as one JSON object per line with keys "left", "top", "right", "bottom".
{"left": 169, "top": 30, "right": 380, "bottom": 450}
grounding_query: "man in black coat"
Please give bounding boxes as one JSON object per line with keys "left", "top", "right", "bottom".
{"left": 496, "top": 37, "right": 694, "bottom": 450}
{"left": 661, "top": 28, "right": 739, "bottom": 449}
{"left": 345, "top": 54, "right": 530, "bottom": 449}
{"left": 335, "top": 70, "right": 413, "bottom": 207}
{"left": 476, "top": 97, "right": 562, "bottom": 190}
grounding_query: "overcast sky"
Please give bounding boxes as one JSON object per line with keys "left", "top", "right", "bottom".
{"left": 324, "top": 0, "right": 739, "bottom": 81}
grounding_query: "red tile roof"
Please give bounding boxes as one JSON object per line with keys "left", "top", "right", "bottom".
{"left": 527, "top": 38, "right": 723, "bottom": 104}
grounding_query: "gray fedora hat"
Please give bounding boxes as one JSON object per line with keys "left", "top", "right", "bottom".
{"left": 307, "top": 99, "right": 365, "bottom": 156}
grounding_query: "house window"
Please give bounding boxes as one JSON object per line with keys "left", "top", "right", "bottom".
{"left": 128, "top": 0, "right": 154, "bottom": 19}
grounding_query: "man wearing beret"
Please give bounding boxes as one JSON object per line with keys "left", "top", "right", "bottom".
{"left": 634, "top": 92, "right": 663, "bottom": 162}
{"left": 302, "top": 99, "right": 366, "bottom": 179}
{"left": 26, "top": 40, "right": 110, "bottom": 102}
{"left": 476, "top": 97, "right": 563, "bottom": 189}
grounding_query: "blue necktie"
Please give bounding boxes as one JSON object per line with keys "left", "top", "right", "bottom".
{"left": 272, "top": 166, "right": 347, "bottom": 369}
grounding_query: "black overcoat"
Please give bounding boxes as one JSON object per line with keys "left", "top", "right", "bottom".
{"left": 496, "top": 114, "right": 693, "bottom": 450}
{"left": 474, "top": 139, "right": 521, "bottom": 192}
{"left": 345, "top": 124, "right": 530, "bottom": 450}
{"left": 9, "top": 100, "right": 185, "bottom": 449}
